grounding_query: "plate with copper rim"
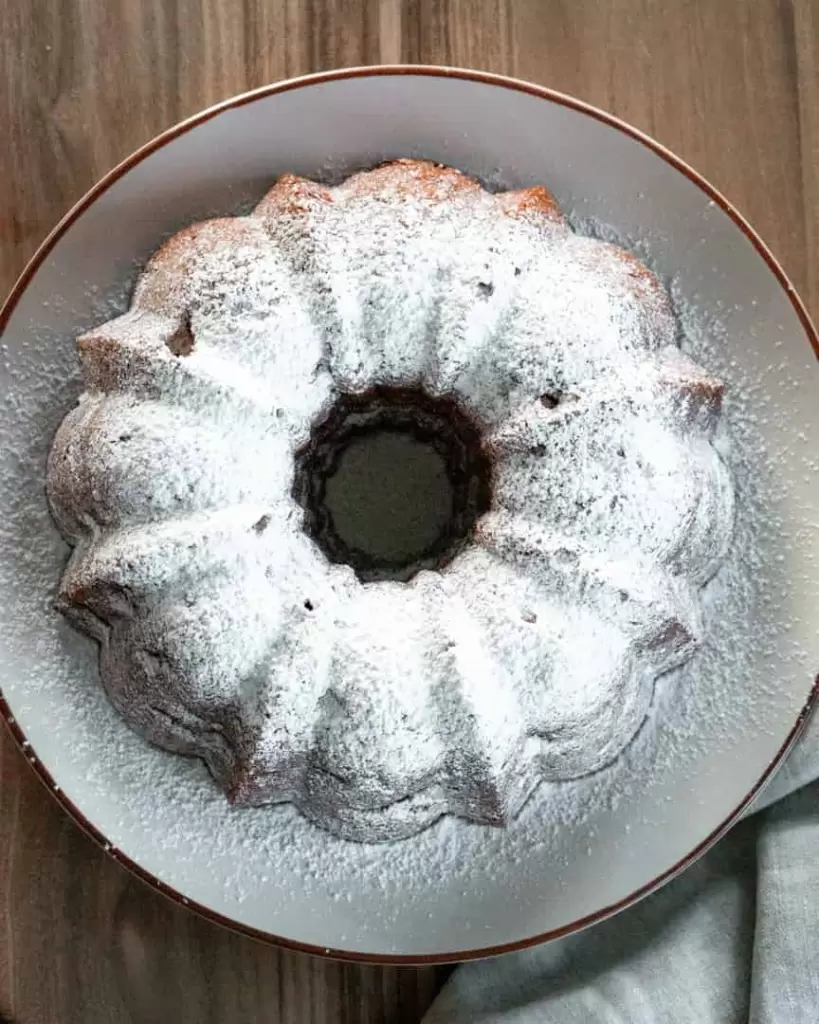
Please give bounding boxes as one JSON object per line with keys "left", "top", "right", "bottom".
{"left": 1, "top": 67, "right": 817, "bottom": 963}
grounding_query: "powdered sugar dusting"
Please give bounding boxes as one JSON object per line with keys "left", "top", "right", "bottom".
{"left": 42, "top": 161, "right": 735, "bottom": 843}
{"left": 0, "top": 162, "right": 816, "bottom": 953}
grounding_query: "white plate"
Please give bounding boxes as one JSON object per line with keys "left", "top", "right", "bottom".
{"left": 1, "top": 67, "right": 817, "bottom": 963}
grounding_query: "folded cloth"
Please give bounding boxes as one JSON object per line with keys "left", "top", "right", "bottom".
{"left": 423, "top": 709, "right": 819, "bottom": 1024}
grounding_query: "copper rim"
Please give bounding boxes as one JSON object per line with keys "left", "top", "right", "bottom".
{"left": 1, "top": 65, "right": 818, "bottom": 965}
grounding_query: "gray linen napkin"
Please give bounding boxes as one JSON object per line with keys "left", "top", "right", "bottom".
{"left": 423, "top": 708, "right": 819, "bottom": 1023}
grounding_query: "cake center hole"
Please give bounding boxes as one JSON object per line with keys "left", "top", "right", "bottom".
{"left": 293, "top": 388, "right": 492, "bottom": 583}
{"left": 326, "top": 430, "right": 451, "bottom": 564}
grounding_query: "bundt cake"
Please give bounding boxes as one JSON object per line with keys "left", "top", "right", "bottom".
{"left": 46, "top": 159, "right": 734, "bottom": 842}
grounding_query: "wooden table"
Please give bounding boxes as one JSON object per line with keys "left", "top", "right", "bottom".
{"left": 1, "top": 1, "right": 816, "bottom": 1021}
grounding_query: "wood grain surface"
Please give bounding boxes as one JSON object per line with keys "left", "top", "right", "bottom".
{"left": 1, "top": 1, "right": 816, "bottom": 1022}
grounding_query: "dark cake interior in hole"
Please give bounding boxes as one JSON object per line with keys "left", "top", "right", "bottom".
{"left": 293, "top": 387, "right": 493, "bottom": 583}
